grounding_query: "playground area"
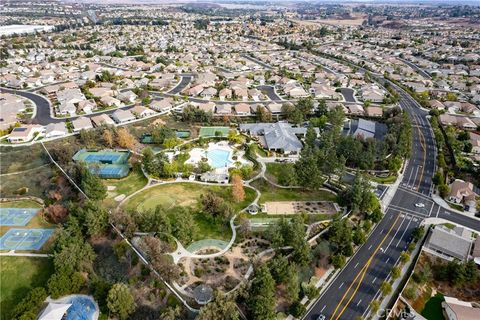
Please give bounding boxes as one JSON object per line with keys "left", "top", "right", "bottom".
{"left": 263, "top": 201, "right": 340, "bottom": 215}
{"left": 72, "top": 149, "right": 130, "bottom": 179}
{"left": 198, "top": 126, "right": 230, "bottom": 138}
{"left": 0, "top": 208, "right": 38, "bottom": 226}
{"left": 0, "top": 228, "right": 54, "bottom": 250}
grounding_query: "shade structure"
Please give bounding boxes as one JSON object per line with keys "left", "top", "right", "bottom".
{"left": 38, "top": 302, "right": 72, "bottom": 320}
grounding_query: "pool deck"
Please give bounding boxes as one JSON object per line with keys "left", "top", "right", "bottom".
{"left": 184, "top": 141, "right": 249, "bottom": 170}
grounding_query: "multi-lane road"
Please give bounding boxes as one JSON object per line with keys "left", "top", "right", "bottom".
{"left": 305, "top": 78, "right": 480, "bottom": 320}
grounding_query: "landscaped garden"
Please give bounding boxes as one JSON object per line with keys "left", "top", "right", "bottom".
{"left": 124, "top": 182, "right": 255, "bottom": 213}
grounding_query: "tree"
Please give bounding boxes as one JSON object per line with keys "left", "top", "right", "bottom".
{"left": 53, "top": 233, "right": 96, "bottom": 275}
{"left": 331, "top": 254, "right": 346, "bottom": 269}
{"left": 197, "top": 291, "right": 239, "bottom": 320}
{"left": 83, "top": 201, "right": 109, "bottom": 238}
{"left": 390, "top": 266, "right": 401, "bottom": 280}
{"left": 160, "top": 306, "right": 182, "bottom": 320}
{"left": 380, "top": 281, "right": 392, "bottom": 296}
{"left": 103, "top": 129, "right": 114, "bottom": 148}
{"left": 247, "top": 266, "right": 276, "bottom": 320}
{"left": 269, "top": 255, "right": 290, "bottom": 283}
{"left": 231, "top": 175, "right": 245, "bottom": 203}
{"left": 400, "top": 252, "right": 410, "bottom": 265}
{"left": 353, "top": 228, "right": 366, "bottom": 245}
{"left": 80, "top": 165, "right": 107, "bottom": 200}
{"left": 116, "top": 128, "right": 136, "bottom": 149}
{"left": 411, "top": 226, "right": 425, "bottom": 242}
{"left": 285, "top": 264, "right": 300, "bottom": 303}
{"left": 43, "top": 204, "right": 68, "bottom": 223}
{"left": 48, "top": 271, "right": 86, "bottom": 298}
{"left": 107, "top": 283, "right": 136, "bottom": 320}
{"left": 369, "top": 300, "right": 380, "bottom": 313}
{"left": 13, "top": 287, "right": 48, "bottom": 319}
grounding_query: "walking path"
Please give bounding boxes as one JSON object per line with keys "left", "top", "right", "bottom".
{"left": 0, "top": 251, "right": 51, "bottom": 257}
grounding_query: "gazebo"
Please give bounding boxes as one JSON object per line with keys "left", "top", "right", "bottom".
{"left": 193, "top": 284, "right": 213, "bottom": 305}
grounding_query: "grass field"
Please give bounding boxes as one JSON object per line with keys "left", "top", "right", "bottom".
{"left": 265, "top": 163, "right": 295, "bottom": 186}
{"left": 123, "top": 182, "right": 256, "bottom": 214}
{"left": 251, "top": 178, "right": 337, "bottom": 204}
{"left": 0, "top": 165, "right": 56, "bottom": 199}
{"left": 103, "top": 166, "right": 148, "bottom": 209}
{"left": 0, "top": 144, "right": 49, "bottom": 174}
{"left": 0, "top": 256, "right": 54, "bottom": 319}
{"left": 421, "top": 293, "right": 445, "bottom": 320}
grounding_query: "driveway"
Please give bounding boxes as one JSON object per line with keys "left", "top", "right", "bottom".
{"left": 340, "top": 87, "right": 356, "bottom": 103}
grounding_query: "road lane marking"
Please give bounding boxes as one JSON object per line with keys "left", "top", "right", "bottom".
{"left": 368, "top": 245, "right": 373, "bottom": 250}
{"left": 372, "top": 277, "right": 376, "bottom": 284}
{"left": 354, "top": 262, "right": 359, "bottom": 269}
{"left": 357, "top": 299, "right": 362, "bottom": 307}
{"left": 330, "top": 214, "right": 402, "bottom": 320}
{"left": 320, "top": 305, "right": 326, "bottom": 312}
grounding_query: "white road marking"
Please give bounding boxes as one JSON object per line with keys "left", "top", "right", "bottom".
{"left": 357, "top": 299, "right": 362, "bottom": 307}
{"left": 372, "top": 277, "right": 376, "bottom": 284}
{"left": 354, "top": 262, "right": 359, "bottom": 269}
{"left": 368, "top": 245, "right": 373, "bottom": 250}
{"left": 320, "top": 305, "right": 326, "bottom": 312}
{"left": 339, "top": 282, "right": 344, "bottom": 289}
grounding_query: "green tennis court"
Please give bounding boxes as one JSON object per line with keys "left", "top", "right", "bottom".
{"left": 198, "top": 127, "right": 230, "bottom": 138}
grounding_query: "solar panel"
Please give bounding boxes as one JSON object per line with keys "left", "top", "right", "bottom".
{"left": 13, "top": 127, "right": 27, "bottom": 132}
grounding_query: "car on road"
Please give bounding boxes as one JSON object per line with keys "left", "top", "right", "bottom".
{"left": 316, "top": 315, "right": 326, "bottom": 320}
{"left": 415, "top": 203, "right": 425, "bottom": 208}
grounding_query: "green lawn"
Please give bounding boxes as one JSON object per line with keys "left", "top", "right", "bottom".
{"left": 123, "top": 182, "right": 256, "bottom": 213}
{"left": 193, "top": 212, "right": 231, "bottom": 241}
{"left": 265, "top": 162, "right": 295, "bottom": 186}
{"left": 365, "top": 173, "right": 398, "bottom": 184}
{"left": 104, "top": 166, "right": 148, "bottom": 197}
{"left": 251, "top": 178, "right": 337, "bottom": 204}
{"left": 421, "top": 293, "right": 445, "bottom": 320}
{"left": 0, "top": 257, "right": 54, "bottom": 319}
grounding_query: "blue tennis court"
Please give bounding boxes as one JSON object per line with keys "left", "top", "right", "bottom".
{"left": 85, "top": 154, "right": 121, "bottom": 163}
{"left": 0, "top": 228, "right": 54, "bottom": 250}
{"left": 0, "top": 208, "right": 38, "bottom": 226}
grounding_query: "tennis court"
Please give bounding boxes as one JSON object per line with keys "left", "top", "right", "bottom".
{"left": 0, "top": 228, "right": 54, "bottom": 250}
{"left": 0, "top": 208, "right": 38, "bottom": 226}
{"left": 199, "top": 126, "right": 230, "bottom": 138}
{"left": 73, "top": 149, "right": 130, "bottom": 179}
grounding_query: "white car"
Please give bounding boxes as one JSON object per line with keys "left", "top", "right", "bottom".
{"left": 415, "top": 203, "right": 425, "bottom": 208}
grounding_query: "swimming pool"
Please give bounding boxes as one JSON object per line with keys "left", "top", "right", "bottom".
{"left": 207, "top": 149, "right": 232, "bottom": 168}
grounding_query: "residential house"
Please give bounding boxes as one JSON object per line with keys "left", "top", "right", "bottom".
{"left": 267, "top": 103, "right": 282, "bottom": 114}
{"left": 219, "top": 88, "right": 232, "bottom": 101}
{"left": 442, "top": 296, "right": 480, "bottom": 320}
{"left": 365, "top": 106, "right": 383, "bottom": 118}
{"left": 100, "top": 96, "right": 124, "bottom": 108}
{"left": 425, "top": 225, "right": 473, "bottom": 261}
{"left": 470, "top": 132, "right": 480, "bottom": 154}
{"left": 197, "top": 102, "right": 216, "bottom": 113}
{"left": 112, "top": 109, "right": 135, "bottom": 124}
{"left": 7, "top": 125, "right": 44, "bottom": 143}
{"left": 150, "top": 98, "right": 174, "bottom": 113}
{"left": 448, "top": 179, "right": 477, "bottom": 212}
{"left": 77, "top": 100, "right": 97, "bottom": 114}
{"left": 200, "top": 87, "right": 217, "bottom": 99}
{"left": 45, "top": 122, "right": 67, "bottom": 138}
{"left": 117, "top": 90, "right": 137, "bottom": 104}
{"left": 215, "top": 104, "right": 232, "bottom": 115}
{"left": 130, "top": 105, "right": 155, "bottom": 118}
{"left": 347, "top": 104, "right": 365, "bottom": 115}
{"left": 91, "top": 114, "right": 115, "bottom": 127}
{"left": 234, "top": 103, "right": 251, "bottom": 116}
{"left": 72, "top": 117, "right": 93, "bottom": 132}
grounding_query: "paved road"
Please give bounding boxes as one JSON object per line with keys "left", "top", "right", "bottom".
{"left": 304, "top": 76, "right": 479, "bottom": 320}
{"left": 168, "top": 75, "right": 192, "bottom": 94}
{"left": 340, "top": 88, "right": 356, "bottom": 103}
{"left": 257, "top": 85, "right": 282, "bottom": 101}
{"left": 398, "top": 58, "right": 432, "bottom": 79}
{"left": 240, "top": 53, "right": 273, "bottom": 70}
